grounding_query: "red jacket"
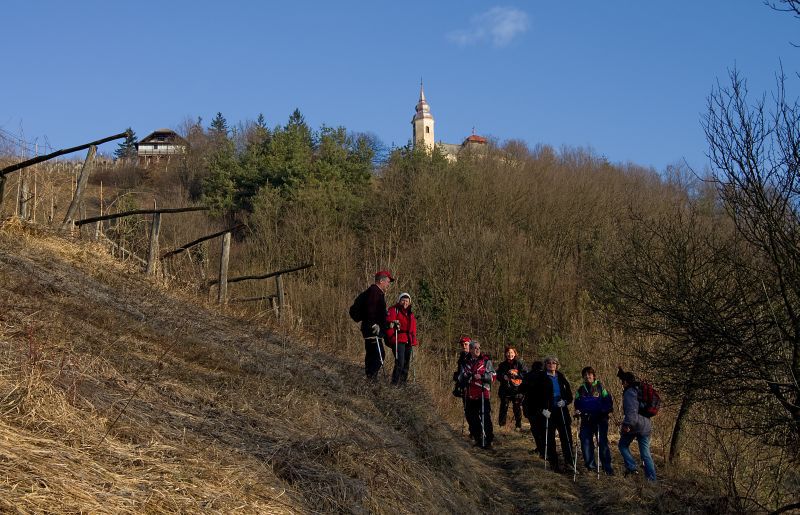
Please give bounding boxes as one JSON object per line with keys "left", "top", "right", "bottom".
{"left": 458, "top": 353, "right": 496, "bottom": 400}
{"left": 386, "top": 304, "right": 418, "bottom": 346}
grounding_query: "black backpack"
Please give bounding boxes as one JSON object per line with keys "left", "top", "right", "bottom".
{"left": 349, "top": 290, "right": 368, "bottom": 322}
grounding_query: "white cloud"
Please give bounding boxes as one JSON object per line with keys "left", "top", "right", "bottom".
{"left": 447, "top": 7, "right": 530, "bottom": 48}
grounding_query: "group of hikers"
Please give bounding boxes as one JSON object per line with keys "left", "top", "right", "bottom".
{"left": 350, "top": 270, "right": 657, "bottom": 481}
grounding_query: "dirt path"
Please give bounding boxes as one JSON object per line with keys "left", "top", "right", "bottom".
{"left": 450, "top": 418, "right": 646, "bottom": 514}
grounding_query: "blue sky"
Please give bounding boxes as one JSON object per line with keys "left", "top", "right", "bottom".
{"left": 1, "top": 1, "right": 798, "bottom": 172}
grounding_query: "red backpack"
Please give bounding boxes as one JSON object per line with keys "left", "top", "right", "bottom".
{"left": 637, "top": 381, "right": 662, "bottom": 418}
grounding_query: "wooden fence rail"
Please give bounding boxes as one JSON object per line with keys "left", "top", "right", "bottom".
{"left": 207, "top": 263, "right": 314, "bottom": 287}
{"left": 0, "top": 131, "right": 130, "bottom": 177}
{"left": 161, "top": 224, "right": 245, "bottom": 259}
{"left": 74, "top": 206, "right": 209, "bottom": 226}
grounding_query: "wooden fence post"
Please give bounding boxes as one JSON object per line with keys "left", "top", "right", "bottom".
{"left": 62, "top": 145, "right": 96, "bottom": 230}
{"left": 276, "top": 274, "right": 286, "bottom": 321}
{"left": 217, "top": 232, "right": 231, "bottom": 304}
{"left": 19, "top": 171, "right": 28, "bottom": 220}
{"left": 0, "top": 176, "right": 6, "bottom": 214}
{"left": 145, "top": 208, "right": 162, "bottom": 276}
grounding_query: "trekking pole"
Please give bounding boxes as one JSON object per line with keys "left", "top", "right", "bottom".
{"left": 480, "top": 382, "right": 486, "bottom": 448}
{"left": 596, "top": 427, "right": 600, "bottom": 479}
{"left": 375, "top": 336, "right": 387, "bottom": 379}
{"left": 543, "top": 415, "right": 549, "bottom": 470}
{"left": 461, "top": 388, "right": 467, "bottom": 436}
{"left": 572, "top": 421, "right": 579, "bottom": 483}
{"left": 559, "top": 407, "right": 577, "bottom": 481}
{"left": 410, "top": 347, "right": 415, "bottom": 382}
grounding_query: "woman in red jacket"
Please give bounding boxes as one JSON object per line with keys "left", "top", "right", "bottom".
{"left": 386, "top": 292, "right": 418, "bottom": 385}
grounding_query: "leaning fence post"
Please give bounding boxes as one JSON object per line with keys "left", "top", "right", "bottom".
{"left": 217, "top": 232, "right": 231, "bottom": 304}
{"left": 145, "top": 206, "right": 162, "bottom": 276}
{"left": 276, "top": 274, "right": 286, "bottom": 321}
{"left": 62, "top": 145, "right": 96, "bottom": 231}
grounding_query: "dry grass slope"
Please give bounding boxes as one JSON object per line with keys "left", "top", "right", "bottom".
{"left": 0, "top": 221, "right": 515, "bottom": 514}
{"left": 0, "top": 220, "right": 735, "bottom": 514}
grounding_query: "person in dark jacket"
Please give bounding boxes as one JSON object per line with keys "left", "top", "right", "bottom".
{"left": 529, "top": 355, "right": 575, "bottom": 472}
{"left": 574, "top": 366, "right": 614, "bottom": 475}
{"left": 386, "top": 292, "right": 417, "bottom": 385}
{"left": 359, "top": 270, "right": 393, "bottom": 378}
{"left": 458, "top": 340, "right": 496, "bottom": 449}
{"left": 452, "top": 336, "right": 472, "bottom": 397}
{"left": 617, "top": 367, "right": 656, "bottom": 481}
{"left": 522, "top": 360, "right": 545, "bottom": 456}
{"left": 496, "top": 346, "right": 526, "bottom": 429}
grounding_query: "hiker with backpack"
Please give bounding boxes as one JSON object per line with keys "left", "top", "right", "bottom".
{"left": 528, "top": 356, "right": 575, "bottom": 472}
{"left": 458, "top": 339, "right": 496, "bottom": 449}
{"left": 349, "top": 270, "right": 394, "bottom": 379}
{"left": 617, "top": 367, "right": 657, "bottom": 481}
{"left": 496, "top": 346, "right": 526, "bottom": 430}
{"left": 522, "top": 360, "right": 545, "bottom": 456}
{"left": 386, "top": 292, "right": 417, "bottom": 385}
{"left": 574, "top": 366, "right": 614, "bottom": 475}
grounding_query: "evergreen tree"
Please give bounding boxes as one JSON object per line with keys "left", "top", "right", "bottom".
{"left": 209, "top": 112, "right": 229, "bottom": 138}
{"left": 114, "top": 128, "right": 137, "bottom": 160}
{"left": 201, "top": 139, "right": 238, "bottom": 214}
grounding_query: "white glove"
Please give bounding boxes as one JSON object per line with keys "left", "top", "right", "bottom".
{"left": 542, "top": 409, "right": 551, "bottom": 419}
{"left": 371, "top": 324, "right": 380, "bottom": 335}
{"left": 556, "top": 400, "right": 566, "bottom": 408}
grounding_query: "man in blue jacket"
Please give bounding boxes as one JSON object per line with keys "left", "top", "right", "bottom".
{"left": 574, "top": 366, "right": 614, "bottom": 475}
{"left": 617, "top": 368, "right": 656, "bottom": 481}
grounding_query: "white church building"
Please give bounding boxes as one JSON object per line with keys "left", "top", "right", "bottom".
{"left": 411, "top": 84, "right": 487, "bottom": 160}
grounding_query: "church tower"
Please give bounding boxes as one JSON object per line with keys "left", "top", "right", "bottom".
{"left": 411, "top": 82, "right": 435, "bottom": 151}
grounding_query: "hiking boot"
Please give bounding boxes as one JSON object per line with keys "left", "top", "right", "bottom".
{"left": 604, "top": 469, "right": 615, "bottom": 476}
{"left": 623, "top": 469, "right": 639, "bottom": 478}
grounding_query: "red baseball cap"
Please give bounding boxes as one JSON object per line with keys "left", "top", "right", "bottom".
{"left": 375, "top": 270, "right": 395, "bottom": 282}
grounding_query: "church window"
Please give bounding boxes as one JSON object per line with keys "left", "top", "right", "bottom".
{"left": 425, "top": 127, "right": 430, "bottom": 134}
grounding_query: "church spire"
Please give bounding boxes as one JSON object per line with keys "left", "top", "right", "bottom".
{"left": 412, "top": 81, "right": 435, "bottom": 150}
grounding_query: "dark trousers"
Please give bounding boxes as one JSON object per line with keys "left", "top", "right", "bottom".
{"left": 542, "top": 407, "right": 575, "bottom": 471}
{"left": 528, "top": 416, "right": 545, "bottom": 456}
{"left": 579, "top": 417, "right": 613, "bottom": 473}
{"left": 465, "top": 397, "right": 493, "bottom": 447}
{"left": 364, "top": 336, "right": 385, "bottom": 378}
{"left": 390, "top": 341, "right": 412, "bottom": 385}
{"left": 498, "top": 394, "right": 523, "bottom": 427}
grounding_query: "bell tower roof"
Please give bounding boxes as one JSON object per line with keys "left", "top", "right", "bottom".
{"left": 413, "top": 81, "right": 433, "bottom": 121}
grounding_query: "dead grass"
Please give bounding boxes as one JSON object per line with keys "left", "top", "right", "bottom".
{"left": 0, "top": 219, "right": 740, "bottom": 514}
{"left": 0, "top": 220, "right": 518, "bottom": 513}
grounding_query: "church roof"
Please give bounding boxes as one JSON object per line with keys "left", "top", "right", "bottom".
{"left": 463, "top": 134, "right": 487, "bottom": 144}
{"left": 413, "top": 83, "right": 434, "bottom": 121}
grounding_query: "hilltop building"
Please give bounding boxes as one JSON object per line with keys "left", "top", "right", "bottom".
{"left": 411, "top": 84, "right": 487, "bottom": 161}
{"left": 136, "top": 129, "right": 188, "bottom": 165}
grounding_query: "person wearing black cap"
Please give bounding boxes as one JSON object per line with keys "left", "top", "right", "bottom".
{"left": 359, "top": 270, "right": 394, "bottom": 378}
{"left": 617, "top": 366, "right": 656, "bottom": 481}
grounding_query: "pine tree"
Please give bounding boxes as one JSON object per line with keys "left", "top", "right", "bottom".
{"left": 114, "top": 128, "right": 137, "bottom": 160}
{"left": 209, "top": 112, "right": 229, "bottom": 138}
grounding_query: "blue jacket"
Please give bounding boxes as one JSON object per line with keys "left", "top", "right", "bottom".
{"left": 622, "top": 384, "right": 652, "bottom": 436}
{"left": 574, "top": 380, "right": 613, "bottom": 420}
